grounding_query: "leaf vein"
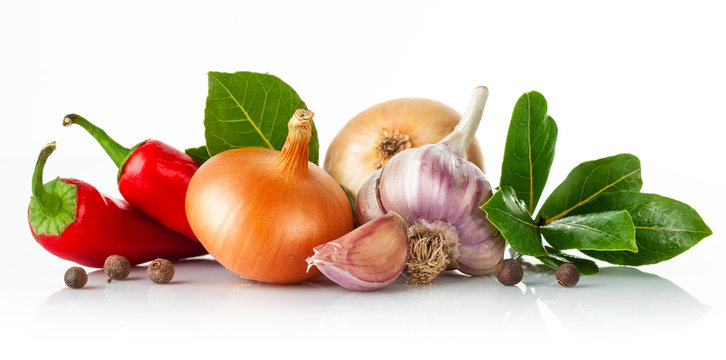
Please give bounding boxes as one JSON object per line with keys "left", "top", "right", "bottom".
{"left": 209, "top": 72, "right": 274, "bottom": 149}
{"left": 486, "top": 207, "right": 538, "bottom": 228}
{"left": 546, "top": 168, "right": 641, "bottom": 223}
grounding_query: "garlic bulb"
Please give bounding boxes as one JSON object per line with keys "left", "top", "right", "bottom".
{"left": 306, "top": 211, "right": 408, "bottom": 291}
{"left": 355, "top": 87, "right": 505, "bottom": 284}
{"left": 324, "top": 98, "right": 484, "bottom": 199}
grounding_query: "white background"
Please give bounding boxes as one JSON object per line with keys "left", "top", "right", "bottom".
{"left": 1, "top": 0, "right": 724, "bottom": 358}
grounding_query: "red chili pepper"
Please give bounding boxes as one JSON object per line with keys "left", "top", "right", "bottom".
{"left": 62, "top": 114, "right": 199, "bottom": 241}
{"left": 28, "top": 142, "right": 207, "bottom": 267}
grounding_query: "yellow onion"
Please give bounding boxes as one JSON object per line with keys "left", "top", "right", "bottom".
{"left": 324, "top": 98, "right": 484, "bottom": 198}
{"left": 185, "top": 110, "right": 355, "bottom": 284}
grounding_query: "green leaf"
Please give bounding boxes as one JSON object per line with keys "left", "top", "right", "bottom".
{"left": 538, "top": 153, "right": 642, "bottom": 224}
{"left": 573, "top": 191, "right": 713, "bottom": 265}
{"left": 340, "top": 185, "right": 356, "bottom": 227}
{"left": 185, "top": 145, "right": 211, "bottom": 165}
{"left": 500, "top": 91, "right": 558, "bottom": 215}
{"left": 204, "top": 71, "right": 319, "bottom": 164}
{"left": 540, "top": 210, "right": 637, "bottom": 252}
{"left": 536, "top": 247, "right": 599, "bottom": 275}
{"left": 482, "top": 186, "right": 546, "bottom": 257}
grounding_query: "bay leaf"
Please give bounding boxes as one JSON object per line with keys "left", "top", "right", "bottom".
{"left": 537, "top": 247, "right": 600, "bottom": 275}
{"left": 540, "top": 210, "right": 637, "bottom": 252}
{"left": 185, "top": 145, "right": 211, "bottom": 165}
{"left": 538, "top": 153, "right": 642, "bottom": 224}
{"left": 482, "top": 186, "right": 546, "bottom": 257}
{"left": 500, "top": 91, "right": 558, "bottom": 215}
{"left": 204, "top": 71, "right": 319, "bottom": 164}
{"left": 574, "top": 191, "right": 712, "bottom": 265}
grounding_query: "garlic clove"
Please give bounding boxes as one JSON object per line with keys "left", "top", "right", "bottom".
{"left": 306, "top": 211, "right": 408, "bottom": 291}
{"left": 456, "top": 239, "right": 506, "bottom": 276}
{"left": 354, "top": 169, "right": 385, "bottom": 225}
{"left": 453, "top": 204, "right": 506, "bottom": 276}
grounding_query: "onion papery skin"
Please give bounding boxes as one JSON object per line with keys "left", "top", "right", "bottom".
{"left": 324, "top": 98, "right": 484, "bottom": 199}
{"left": 186, "top": 147, "right": 355, "bottom": 284}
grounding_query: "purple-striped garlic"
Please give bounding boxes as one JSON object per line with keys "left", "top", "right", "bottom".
{"left": 355, "top": 86, "right": 505, "bottom": 284}
{"left": 306, "top": 211, "right": 408, "bottom": 291}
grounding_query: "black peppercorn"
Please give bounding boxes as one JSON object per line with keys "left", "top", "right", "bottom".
{"left": 556, "top": 263, "right": 580, "bottom": 287}
{"left": 104, "top": 255, "right": 131, "bottom": 283}
{"left": 495, "top": 258, "right": 523, "bottom": 286}
{"left": 64, "top": 267, "right": 88, "bottom": 289}
{"left": 147, "top": 258, "right": 174, "bottom": 284}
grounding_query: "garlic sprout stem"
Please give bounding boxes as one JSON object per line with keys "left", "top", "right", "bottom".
{"left": 439, "top": 86, "right": 489, "bottom": 156}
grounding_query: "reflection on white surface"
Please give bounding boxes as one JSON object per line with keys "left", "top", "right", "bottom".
{"left": 33, "top": 259, "right": 709, "bottom": 345}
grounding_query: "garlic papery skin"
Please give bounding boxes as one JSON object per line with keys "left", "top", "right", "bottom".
{"left": 324, "top": 98, "right": 485, "bottom": 199}
{"left": 354, "top": 169, "right": 385, "bottom": 224}
{"left": 355, "top": 87, "right": 505, "bottom": 283}
{"left": 306, "top": 211, "right": 408, "bottom": 291}
{"left": 456, "top": 239, "right": 505, "bottom": 275}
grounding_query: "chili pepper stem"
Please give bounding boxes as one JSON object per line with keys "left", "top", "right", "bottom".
{"left": 29, "top": 142, "right": 78, "bottom": 236}
{"left": 63, "top": 114, "right": 132, "bottom": 169}
{"left": 32, "top": 142, "right": 62, "bottom": 215}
